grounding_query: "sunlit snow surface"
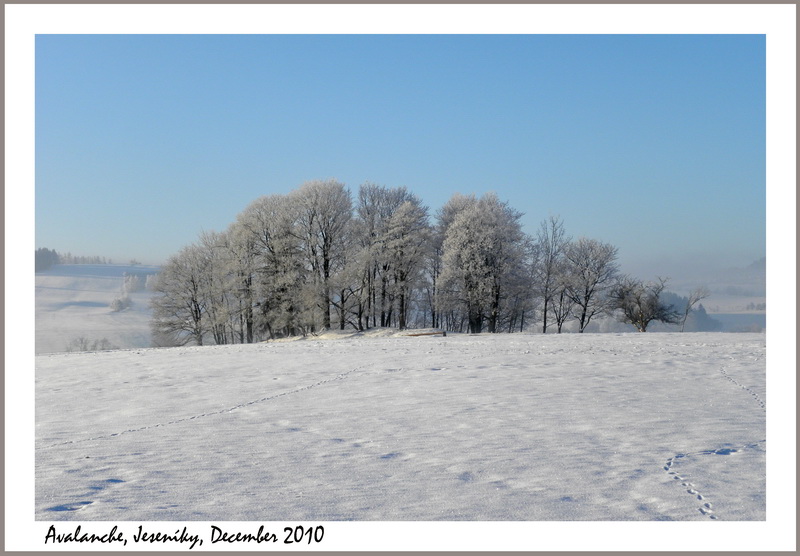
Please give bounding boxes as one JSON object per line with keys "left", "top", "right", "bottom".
{"left": 35, "top": 332, "right": 765, "bottom": 521}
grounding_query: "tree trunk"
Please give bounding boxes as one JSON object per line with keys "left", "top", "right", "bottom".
{"left": 542, "top": 299, "right": 549, "bottom": 333}
{"left": 339, "top": 289, "right": 347, "bottom": 330}
{"left": 487, "top": 285, "right": 500, "bottom": 333}
{"left": 468, "top": 305, "right": 482, "bottom": 334}
{"left": 398, "top": 290, "right": 407, "bottom": 330}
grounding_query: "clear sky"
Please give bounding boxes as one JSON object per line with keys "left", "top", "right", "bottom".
{"left": 35, "top": 33, "right": 765, "bottom": 278}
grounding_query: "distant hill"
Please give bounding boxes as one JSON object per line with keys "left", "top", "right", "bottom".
{"left": 35, "top": 264, "right": 160, "bottom": 354}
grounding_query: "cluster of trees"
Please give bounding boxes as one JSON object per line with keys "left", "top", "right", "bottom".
{"left": 65, "top": 336, "right": 118, "bottom": 352}
{"left": 35, "top": 248, "right": 60, "bottom": 272}
{"left": 151, "top": 180, "right": 438, "bottom": 346}
{"left": 110, "top": 272, "right": 157, "bottom": 312}
{"left": 150, "top": 180, "right": 702, "bottom": 347}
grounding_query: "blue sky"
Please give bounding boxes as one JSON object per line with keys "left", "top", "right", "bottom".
{"left": 35, "top": 34, "right": 765, "bottom": 277}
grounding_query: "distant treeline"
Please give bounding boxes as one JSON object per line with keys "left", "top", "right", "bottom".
{"left": 35, "top": 248, "right": 116, "bottom": 272}
{"left": 35, "top": 248, "right": 60, "bottom": 272}
{"left": 59, "top": 252, "right": 113, "bottom": 265}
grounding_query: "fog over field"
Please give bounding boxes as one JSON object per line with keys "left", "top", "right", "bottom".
{"left": 35, "top": 264, "right": 159, "bottom": 354}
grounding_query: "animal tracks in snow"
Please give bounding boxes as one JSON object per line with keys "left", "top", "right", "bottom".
{"left": 37, "top": 348, "right": 527, "bottom": 451}
{"left": 659, "top": 365, "right": 766, "bottom": 520}
{"left": 39, "top": 363, "right": 446, "bottom": 450}
{"left": 38, "top": 367, "right": 367, "bottom": 450}
{"left": 664, "top": 440, "right": 765, "bottom": 520}
{"left": 718, "top": 367, "right": 765, "bottom": 411}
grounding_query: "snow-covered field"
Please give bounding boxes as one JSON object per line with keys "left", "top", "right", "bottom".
{"left": 36, "top": 331, "right": 766, "bottom": 525}
{"left": 35, "top": 264, "right": 159, "bottom": 355}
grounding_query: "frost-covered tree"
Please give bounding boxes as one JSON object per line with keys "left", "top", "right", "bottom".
{"left": 150, "top": 244, "right": 210, "bottom": 346}
{"left": 564, "top": 237, "right": 619, "bottom": 333}
{"left": 353, "top": 183, "right": 431, "bottom": 329}
{"left": 123, "top": 273, "right": 145, "bottom": 294}
{"left": 328, "top": 221, "right": 364, "bottom": 331}
{"left": 234, "top": 194, "right": 305, "bottom": 338}
{"left": 109, "top": 295, "right": 131, "bottom": 312}
{"left": 289, "top": 179, "right": 353, "bottom": 331}
{"left": 145, "top": 274, "right": 158, "bottom": 291}
{"left": 438, "top": 193, "right": 527, "bottom": 333}
{"left": 197, "top": 230, "right": 239, "bottom": 345}
{"left": 215, "top": 224, "right": 257, "bottom": 343}
{"left": 149, "top": 179, "right": 641, "bottom": 340}
{"left": 384, "top": 198, "right": 431, "bottom": 329}
{"left": 354, "top": 183, "right": 398, "bottom": 328}
{"left": 429, "top": 193, "right": 477, "bottom": 331}
{"left": 609, "top": 276, "right": 681, "bottom": 332}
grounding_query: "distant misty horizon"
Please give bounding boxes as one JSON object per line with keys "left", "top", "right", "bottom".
{"left": 37, "top": 244, "right": 766, "bottom": 276}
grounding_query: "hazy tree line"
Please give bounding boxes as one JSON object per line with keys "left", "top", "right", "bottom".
{"left": 35, "top": 248, "right": 118, "bottom": 272}
{"left": 150, "top": 179, "right": 699, "bottom": 347}
{"left": 59, "top": 253, "right": 113, "bottom": 265}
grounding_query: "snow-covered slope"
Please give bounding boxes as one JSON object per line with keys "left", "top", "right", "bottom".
{"left": 35, "top": 332, "right": 765, "bottom": 523}
{"left": 35, "top": 264, "right": 159, "bottom": 354}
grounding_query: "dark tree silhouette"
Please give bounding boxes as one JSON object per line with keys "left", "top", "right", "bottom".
{"left": 609, "top": 276, "right": 681, "bottom": 332}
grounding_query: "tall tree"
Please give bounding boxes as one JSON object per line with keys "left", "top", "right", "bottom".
{"left": 564, "top": 237, "right": 619, "bottom": 333}
{"left": 354, "top": 183, "right": 430, "bottom": 329}
{"left": 150, "top": 244, "right": 211, "bottom": 346}
{"left": 235, "top": 194, "right": 305, "bottom": 338}
{"left": 432, "top": 194, "right": 477, "bottom": 332}
{"left": 438, "top": 193, "right": 527, "bottom": 333}
{"left": 534, "top": 215, "right": 569, "bottom": 333}
{"left": 289, "top": 179, "right": 353, "bottom": 331}
{"left": 197, "top": 230, "right": 237, "bottom": 345}
{"left": 550, "top": 278, "right": 575, "bottom": 333}
{"left": 384, "top": 198, "right": 431, "bottom": 329}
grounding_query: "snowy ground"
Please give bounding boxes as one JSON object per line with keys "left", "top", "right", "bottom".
{"left": 35, "top": 331, "right": 766, "bottom": 524}
{"left": 35, "top": 264, "right": 159, "bottom": 354}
